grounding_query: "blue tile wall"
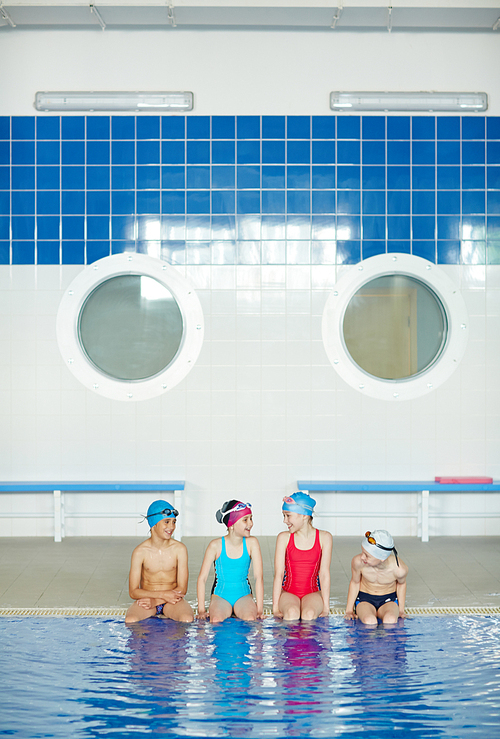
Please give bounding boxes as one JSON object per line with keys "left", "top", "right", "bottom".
{"left": 1, "top": 115, "right": 499, "bottom": 265}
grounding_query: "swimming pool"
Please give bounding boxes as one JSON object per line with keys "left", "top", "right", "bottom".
{"left": 1, "top": 616, "right": 499, "bottom": 738}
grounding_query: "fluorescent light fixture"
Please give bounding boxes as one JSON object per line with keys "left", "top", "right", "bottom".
{"left": 330, "top": 91, "right": 487, "bottom": 112}
{"left": 35, "top": 91, "right": 193, "bottom": 112}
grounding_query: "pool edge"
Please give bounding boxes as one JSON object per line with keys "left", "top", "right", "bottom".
{"left": 1, "top": 606, "right": 499, "bottom": 617}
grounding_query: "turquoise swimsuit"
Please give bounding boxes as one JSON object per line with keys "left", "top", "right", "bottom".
{"left": 212, "top": 537, "right": 252, "bottom": 607}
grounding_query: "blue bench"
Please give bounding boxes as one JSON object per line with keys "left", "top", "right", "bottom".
{"left": 0, "top": 482, "right": 185, "bottom": 542}
{"left": 297, "top": 481, "right": 500, "bottom": 542}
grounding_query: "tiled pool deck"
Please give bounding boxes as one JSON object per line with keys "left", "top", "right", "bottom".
{"left": 1, "top": 535, "right": 499, "bottom": 615}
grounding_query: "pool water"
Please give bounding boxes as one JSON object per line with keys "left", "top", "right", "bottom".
{"left": 1, "top": 616, "right": 499, "bottom": 738}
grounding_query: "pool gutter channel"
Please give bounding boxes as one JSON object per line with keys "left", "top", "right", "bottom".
{"left": 1, "top": 606, "right": 499, "bottom": 617}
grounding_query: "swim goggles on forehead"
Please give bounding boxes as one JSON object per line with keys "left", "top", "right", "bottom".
{"left": 147, "top": 506, "right": 179, "bottom": 520}
{"left": 365, "top": 531, "right": 399, "bottom": 566}
{"left": 224, "top": 502, "right": 252, "bottom": 516}
{"left": 283, "top": 496, "right": 315, "bottom": 513}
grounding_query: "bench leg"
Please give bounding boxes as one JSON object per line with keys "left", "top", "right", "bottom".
{"left": 421, "top": 490, "right": 429, "bottom": 542}
{"left": 53, "top": 490, "right": 62, "bottom": 543}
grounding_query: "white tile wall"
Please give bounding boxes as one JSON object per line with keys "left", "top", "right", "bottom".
{"left": 1, "top": 264, "right": 500, "bottom": 537}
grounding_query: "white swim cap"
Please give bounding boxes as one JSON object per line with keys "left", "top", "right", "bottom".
{"left": 362, "top": 530, "right": 396, "bottom": 562}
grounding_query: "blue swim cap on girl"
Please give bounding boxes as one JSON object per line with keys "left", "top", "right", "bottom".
{"left": 146, "top": 500, "right": 178, "bottom": 528}
{"left": 282, "top": 491, "right": 316, "bottom": 516}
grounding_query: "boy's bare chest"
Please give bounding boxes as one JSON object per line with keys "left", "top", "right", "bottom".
{"left": 143, "top": 547, "right": 177, "bottom": 574}
{"left": 361, "top": 565, "right": 395, "bottom": 587}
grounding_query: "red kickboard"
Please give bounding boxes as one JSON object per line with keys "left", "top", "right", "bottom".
{"left": 435, "top": 476, "right": 493, "bottom": 484}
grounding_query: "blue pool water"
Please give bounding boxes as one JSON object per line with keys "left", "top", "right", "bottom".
{"left": 0, "top": 617, "right": 499, "bottom": 738}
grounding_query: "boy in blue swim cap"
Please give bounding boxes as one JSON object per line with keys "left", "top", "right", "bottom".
{"left": 125, "top": 500, "right": 194, "bottom": 624}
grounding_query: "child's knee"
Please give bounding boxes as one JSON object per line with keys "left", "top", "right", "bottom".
{"left": 209, "top": 610, "right": 228, "bottom": 624}
{"left": 283, "top": 606, "right": 300, "bottom": 621}
{"left": 382, "top": 613, "right": 398, "bottom": 624}
{"left": 360, "top": 613, "right": 378, "bottom": 625}
{"left": 300, "top": 607, "right": 318, "bottom": 621}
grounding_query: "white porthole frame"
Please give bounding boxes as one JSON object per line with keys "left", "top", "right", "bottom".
{"left": 322, "top": 253, "right": 469, "bottom": 401}
{"left": 56, "top": 253, "right": 204, "bottom": 401}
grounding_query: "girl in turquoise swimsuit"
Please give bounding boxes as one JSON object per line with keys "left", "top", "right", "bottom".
{"left": 197, "top": 500, "right": 264, "bottom": 623}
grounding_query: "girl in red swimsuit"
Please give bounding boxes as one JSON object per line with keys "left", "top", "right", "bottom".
{"left": 272, "top": 492, "right": 333, "bottom": 621}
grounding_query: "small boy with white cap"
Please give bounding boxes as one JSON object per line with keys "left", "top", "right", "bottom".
{"left": 345, "top": 530, "right": 408, "bottom": 625}
{"left": 125, "top": 500, "right": 194, "bottom": 624}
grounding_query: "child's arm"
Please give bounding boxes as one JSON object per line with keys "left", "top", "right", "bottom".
{"left": 196, "top": 539, "right": 218, "bottom": 620}
{"left": 175, "top": 543, "right": 189, "bottom": 596}
{"left": 272, "top": 532, "right": 288, "bottom": 617}
{"left": 248, "top": 537, "right": 264, "bottom": 618}
{"left": 318, "top": 530, "right": 333, "bottom": 617}
{"left": 345, "top": 556, "right": 362, "bottom": 619}
{"left": 128, "top": 547, "right": 183, "bottom": 606}
{"left": 395, "top": 561, "right": 408, "bottom": 617}
{"left": 128, "top": 547, "right": 164, "bottom": 605}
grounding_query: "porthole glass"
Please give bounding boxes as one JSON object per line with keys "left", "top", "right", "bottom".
{"left": 322, "top": 254, "right": 469, "bottom": 400}
{"left": 343, "top": 275, "right": 447, "bottom": 380}
{"left": 79, "top": 275, "right": 183, "bottom": 381}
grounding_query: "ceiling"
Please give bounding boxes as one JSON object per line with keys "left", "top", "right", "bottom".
{"left": 1, "top": 1, "right": 500, "bottom": 32}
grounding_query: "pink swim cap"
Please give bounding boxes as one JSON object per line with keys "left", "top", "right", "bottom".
{"left": 216, "top": 500, "right": 252, "bottom": 527}
{"left": 227, "top": 503, "right": 252, "bottom": 527}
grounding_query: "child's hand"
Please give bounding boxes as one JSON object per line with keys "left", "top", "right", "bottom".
{"left": 256, "top": 609, "right": 264, "bottom": 620}
{"left": 344, "top": 610, "right": 357, "bottom": 620}
{"left": 164, "top": 590, "right": 184, "bottom": 605}
{"left": 137, "top": 598, "right": 153, "bottom": 610}
{"left": 319, "top": 608, "right": 330, "bottom": 618}
{"left": 399, "top": 611, "right": 407, "bottom": 619}
{"left": 196, "top": 610, "right": 209, "bottom": 620}
{"left": 272, "top": 607, "right": 283, "bottom": 619}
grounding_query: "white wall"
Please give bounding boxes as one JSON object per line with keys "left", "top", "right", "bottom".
{"left": 1, "top": 29, "right": 500, "bottom": 115}
{"left": 1, "top": 28, "right": 499, "bottom": 538}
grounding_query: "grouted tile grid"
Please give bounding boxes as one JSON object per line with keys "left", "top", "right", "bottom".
{"left": 1, "top": 115, "right": 500, "bottom": 266}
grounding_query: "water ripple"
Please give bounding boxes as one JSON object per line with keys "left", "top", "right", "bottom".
{"left": 0, "top": 616, "right": 499, "bottom": 738}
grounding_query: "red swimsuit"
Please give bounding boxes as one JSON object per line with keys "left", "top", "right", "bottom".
{"left": 282, "top": 529, "right": 322, "bottom": 599}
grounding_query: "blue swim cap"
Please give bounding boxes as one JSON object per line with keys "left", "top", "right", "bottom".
{"left": 282, "top": 491, "right": 316, "bottom": 516}
{"left": 146, "top": 499, "right": 178, "bottom": 528}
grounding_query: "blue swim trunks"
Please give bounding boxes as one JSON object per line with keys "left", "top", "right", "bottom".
{"left": 355, "top": 591, "right": 398, "bottom": 611}
{"left": 156, "top": 603, "right": 165, "bottom": 616}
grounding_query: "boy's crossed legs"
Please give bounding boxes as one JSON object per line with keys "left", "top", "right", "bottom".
{"left": 126, "top": 596, "right": 193, "bottom": 624}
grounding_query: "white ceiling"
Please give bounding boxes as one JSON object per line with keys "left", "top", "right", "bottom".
{"left": 1, "top": 1, "right": 500, "bottom": 32}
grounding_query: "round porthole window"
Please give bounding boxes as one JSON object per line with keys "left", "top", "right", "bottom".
{"left": 79, "top": 275, "right": 184, "bottom": 381}
{"left": 343, "top": 274, "right": 448, "bottom": 381}
{"left": 57, "top": 254, "right": 204, "bottom": 401}
{"left": 322, "top": 254, "right": 468, "bottom": 400}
